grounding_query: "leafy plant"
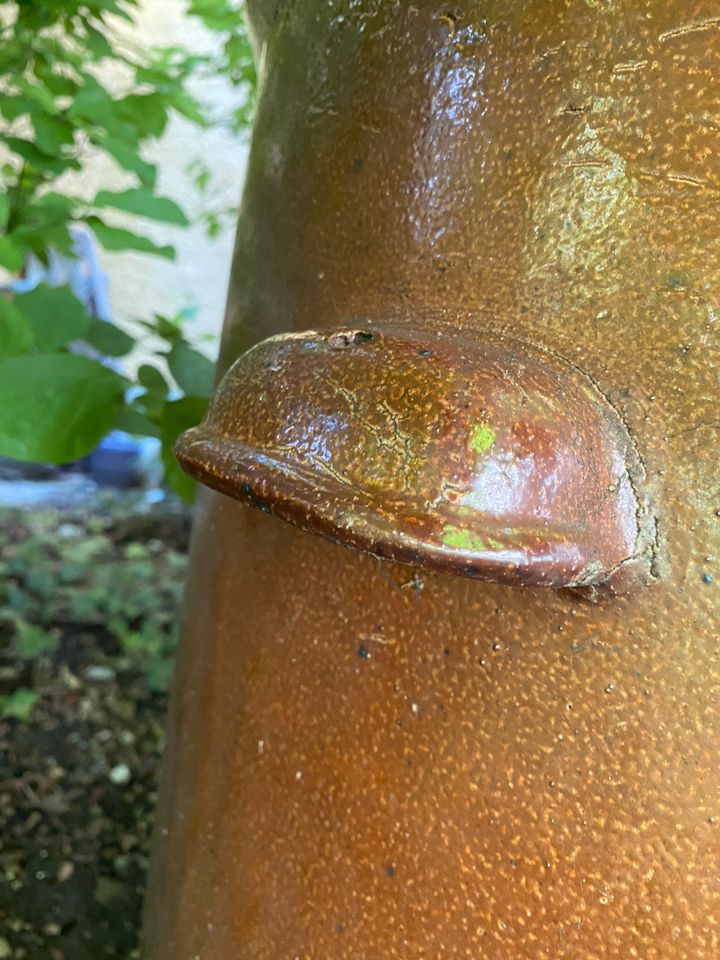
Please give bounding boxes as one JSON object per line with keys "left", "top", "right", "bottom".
{"left": 0, "top": 687, "right": 38, "bottom": 721}
{"left": 0, "top": 510, "right": 189, "bottom": 700}
{"left": 0, "top": 0, "right": 256, "bottom": 499}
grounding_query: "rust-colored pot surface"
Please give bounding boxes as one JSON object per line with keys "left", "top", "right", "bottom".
{"left": 143, "top": 1, "right": 720, "bottom": 957}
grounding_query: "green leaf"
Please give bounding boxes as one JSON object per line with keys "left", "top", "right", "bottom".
{"left": 0, "top": 95, "right": 41, "bottom": 122}
{"left": 137, "top": 363, "right": 168, "bottom": 394}
{"left": 169, "top": 91, "right": 208, "bottom": 127}
{"left": 69, "top": 80, "right": 119, "bottom": 123}
{"left": 1, "top": 136, "right": 76, "bottom": 176}
{"left": 71, "top": 86, "right": 140, "bottom": 145}
{"left": 83, "top": 23, "right": 115, "bottom": 59}
{"left": 94, "top": 0, "right": 135, "bottom": 23}
{"left": 161, "top": 396, "right": 208, "bottom": 502}
{"left": 84, "top": 317, "right": 135, "bottom": 357}
{"left": 189, "top": 161, "right": 210, "bottom": 192}
{"left": 93, "top": 187, "right": 189, "bottom": 226}
{"left": 101, "top": 137, "right": 157, "bottom": 187}
{"left": 115, "top": 403, "right": 160, "bottom": 438}
{"left": 146, "top": 656, "right": 175, "bottom": 692}
{"left": 14, "top": 620, "right": 59, "bottom": 658}
{"left": 0, "top": 298, "right": 34, "bottom": 359}
{"left": 14, "top": 285, "right": 90, "bottom": 351}
{"left": 116, "top": 94, "right": 168, "bottom": 138}
{"left": 138, "top": 313, "right": 184, "bottom": 343}
{"left": 34, "top": 64, "right": 78, "bottom": 98}
{"left": 15, "top": 193, "right": 79, "bottom": 233}
{"left": 31, "top": 114, "right": 75, "bottom": 156}
{"left": 189, "top": 0, "right": 244, "bottom": 31}
{"left": 12, "top": 223, "right": 76, "bottom": 259}
{"left": 0, "top": 353, "right": 125, "bottom": 463}
{"left": 167, "top": 342, "right": 215, "bottom": 397}
{"left": 88, "top": 218, "right": 175, "bottom": 259}
{"left": 0, "top": 235, "right": 24, "bottom": 272}
{"left": 0, "top": 688, "right": 39, "bottom": 722}
{"left": 16, "top": 76, "right": 58, "bottom": 115}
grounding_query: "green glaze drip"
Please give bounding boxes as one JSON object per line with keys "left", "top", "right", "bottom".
{"left": 441, "top": 525, "right": 487, "bottom": 552}
{"left": 470, "top": 422, "right": 496, "bottom": 455}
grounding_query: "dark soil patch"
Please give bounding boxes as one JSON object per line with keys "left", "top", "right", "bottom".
{"left": 0, "top": 503, "right": 191, "bottom": 959}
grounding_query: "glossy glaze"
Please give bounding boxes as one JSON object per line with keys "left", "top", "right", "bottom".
{"left": 176, "top": 324, "right": 655, "bottom": 590}
{"left": 143, "top": 2, "right": 720, "bottom": 957}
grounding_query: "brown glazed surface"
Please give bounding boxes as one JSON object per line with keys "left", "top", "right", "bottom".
{"left": 175, "top": 325, "right": 654, "bottom": 590}
{"left": 143, "top": 2, "right": 720, "bottom": 957}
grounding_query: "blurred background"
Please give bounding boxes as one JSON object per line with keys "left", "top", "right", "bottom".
{"left": 0, "top": 1, "right": 254, "bottom": 956}
{"left": 85, "top": 0, "right": 249, "bottom": 367}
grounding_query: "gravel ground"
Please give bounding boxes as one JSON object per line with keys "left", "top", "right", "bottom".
{"left": 0, "top": 500, "right": 191, "bottom": 959}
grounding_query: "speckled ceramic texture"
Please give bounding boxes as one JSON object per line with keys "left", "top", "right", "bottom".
{"left": 143, "top": 1, "right": 720, "bottom": 957}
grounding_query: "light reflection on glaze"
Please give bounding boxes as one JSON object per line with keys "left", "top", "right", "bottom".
{"left": 176, "top": 323, "right": 656, "bottom": 592}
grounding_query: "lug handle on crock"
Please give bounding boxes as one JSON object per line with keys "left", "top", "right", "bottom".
{"left": 175, "top": 324, "right": 656, "bottom": 594}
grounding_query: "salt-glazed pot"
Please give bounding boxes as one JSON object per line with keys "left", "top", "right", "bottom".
{"left": 143, "top": 2, "right": 720, "bottom": 957}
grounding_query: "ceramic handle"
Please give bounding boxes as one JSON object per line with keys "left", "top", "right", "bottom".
{"left": 175, "top": 324, "right": 655, "bottom": 594}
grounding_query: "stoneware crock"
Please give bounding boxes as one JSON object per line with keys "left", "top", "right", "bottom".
{"left": 143, "top": 2, "right": 720, "bottom": 956}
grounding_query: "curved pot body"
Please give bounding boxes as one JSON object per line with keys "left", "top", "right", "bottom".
{"left": 143, "top": 2, "right": 720, "bottom": 956}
